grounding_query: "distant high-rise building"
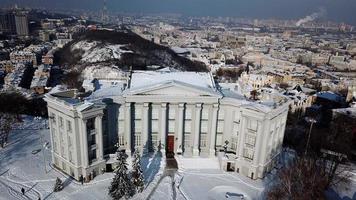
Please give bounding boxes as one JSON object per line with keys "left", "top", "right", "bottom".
{"left": 14, "top": 10, "right": 29, "bottom": 37}
{"left": 0, "top": 11, "right": 16, "bottom": 35}
{"left": 101, "top": 0, "right": 109, "bottom": 23}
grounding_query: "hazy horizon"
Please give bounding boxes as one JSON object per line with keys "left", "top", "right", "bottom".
{"left": 1, "top": 0, "right": 356, "bottom": 25}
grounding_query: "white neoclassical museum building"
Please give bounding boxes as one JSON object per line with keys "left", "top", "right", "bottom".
{"left": 44, "top": 70, "right": 290, "bottom": 182}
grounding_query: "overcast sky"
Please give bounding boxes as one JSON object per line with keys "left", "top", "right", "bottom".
{"left": 1, "top": 0, "right": 356, "bottom": 25}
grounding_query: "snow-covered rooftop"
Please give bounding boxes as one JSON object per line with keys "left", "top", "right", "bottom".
{"left": 129, "top": 71, "right": 216, "bottom": 91}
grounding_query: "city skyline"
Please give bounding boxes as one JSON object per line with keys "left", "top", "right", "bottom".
{"left": 1, "top": 0, "right": 356, "bottom": 25}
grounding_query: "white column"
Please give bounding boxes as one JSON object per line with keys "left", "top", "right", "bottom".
{"left": 177, "top": 103, "right": 184, "bottom": 153}
{"left": 124, "top": 103, "right": 132, "bottom": 155}
{"left": 95, "top": 115, "right": 104, "bottom": 161}
{"left": 142, "top": 103, "right": 149, "bottom": 154}
{"left": 193, "top": 103, "right": 202, "bottom": 157}
{"left": 81, "top": 119, "right": 89, "bottom": 167}
{"left": 209, "top": 104, "right": 219, "bottom": 157}
{"left": 160, "top": 103, "right": 167, "bottom": 154}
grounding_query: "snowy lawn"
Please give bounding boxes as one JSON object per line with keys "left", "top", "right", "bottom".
{"left": 0, "top": 116, "right": 165, "bottom": 200}
{"left": 175, "top": 156, "right": 269, "bottom": 200}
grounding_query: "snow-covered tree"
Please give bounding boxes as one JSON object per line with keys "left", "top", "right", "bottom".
{"left": 109, "top": 151, "right": 133, "bottom": 199}
{"left": 53, "top": 177, "right": 63, "bottom": 192}
{"left": 132, "top": 149, "right": 145, "bottom": 193}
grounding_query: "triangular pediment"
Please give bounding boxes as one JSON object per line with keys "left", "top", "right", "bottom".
{"left": 125, "top": 81, "right": 220, "bottom": 97}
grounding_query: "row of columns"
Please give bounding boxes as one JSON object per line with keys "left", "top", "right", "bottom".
{"left": 124, "top": 102, "right": 219, "bottom": 157}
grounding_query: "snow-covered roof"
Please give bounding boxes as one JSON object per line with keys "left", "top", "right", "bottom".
{"left": 129, "top": 71, "right": 216, "bottom": 92}
{"left": 316, "top": 91, "right": 345, "bottom": 103}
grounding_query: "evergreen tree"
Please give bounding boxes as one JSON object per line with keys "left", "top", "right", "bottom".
{"left": 53, "top": 177, "right": 63, "bottom": 192}
{"left": 132, "top": 149, "right": 145, "bottom": 193}
{"left": 109, "top": 151, "right": 133, "bottom": 199}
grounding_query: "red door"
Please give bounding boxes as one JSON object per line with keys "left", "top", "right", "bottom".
{"left": 167, "top": 136, "right": 175, "bottom": 153}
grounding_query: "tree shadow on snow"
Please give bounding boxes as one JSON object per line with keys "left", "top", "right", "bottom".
{"left": 62, "top": 176, "right": 73, "bottom": 188}
{"left": 140, "top": 145, "right": 162, "bottom": 186}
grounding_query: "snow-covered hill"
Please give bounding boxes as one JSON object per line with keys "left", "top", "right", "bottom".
{"left": 71, "top": 41, "right": 133, "bottom": 63}
{"left": 54, "top": 29, "right": 208, "bottom": 72}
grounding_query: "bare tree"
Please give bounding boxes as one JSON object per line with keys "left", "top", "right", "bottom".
{"left": 316, "top": 113, "right": 355, "bottom": 188}
{"left": 268, "top": 157, "right": 329, "bottom": 200}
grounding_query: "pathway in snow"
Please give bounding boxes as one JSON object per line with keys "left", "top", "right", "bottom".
{"left": 148, "top": 157, "right": 179, "bottom": 200}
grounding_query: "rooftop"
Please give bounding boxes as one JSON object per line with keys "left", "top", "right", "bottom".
{"left": 129, "top": 71, "right": 216, "bottom": 92}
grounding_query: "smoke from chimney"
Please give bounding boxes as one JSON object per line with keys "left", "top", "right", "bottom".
{"left": 296, "top": 8, "right": 326, "bottom": 27}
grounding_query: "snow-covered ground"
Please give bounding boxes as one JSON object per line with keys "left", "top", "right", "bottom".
{"left": 1, "top": 116, "right": 355, "bottom": 200}
{"left": 175, "top": 156, "right": 264, "bottom": 200}
{"left": 0, "top": 116, "right": 165, "bottom": 200}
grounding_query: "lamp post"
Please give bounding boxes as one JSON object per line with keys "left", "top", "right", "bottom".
{"left": 304, "top": 117, "right": 317, "bottom": 156}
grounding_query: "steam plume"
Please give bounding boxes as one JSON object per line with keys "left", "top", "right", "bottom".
{"left": 296, "top": 8, "right": 326, "bottom": 27}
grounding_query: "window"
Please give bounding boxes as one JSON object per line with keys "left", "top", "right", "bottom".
{"left": 168, "top": 108, "right": 175, "bottom": 119}
{"left": 152, "top": 120, "right": 159, "bottom": 132}
{"left": 185, "top": 109, "right": 192, "bottom": 120}
{"left": 218, "top": 109, "right": 224, "bottom": 120}
{"left": 243, "top": 148, "right": 254, "bottom": 160}
{"left": 184, "top": 134, "right": 191, "bottom": 148}
{"left": 184, "top": 121, "right": 191, "bottom": 133}
{"left": 68, "top": 136, "right": 72, "bottom": 147}
{"left": 168, "top": 120, "right": 175, "bottom": 133}
{"left": 217, "top": 121, "right": 224, "bottom": 133}
{"left": 53, "top": 141, "right": 58, "bottom": 153}
{"left": 59, "top": 117, "right": 64, "bottom": 128}
{"left": 152, "top": 108, "right": 159, "bottom": 119}
{"left": 201, "top": 120, "right": 208, "bottom": 133}
{"left": 69, "top": 151, "right": 73, "bottom": 163}
{"left": 134, "top": 120, "right": 141, "bottom": 132}
{"left": 51, "top": 113, "right": 56, "bottom": 124}
{"left": 202, "top": 109, "right": 209, "bottom": 120}
{"left": 52, "top": 128, "right": 56, "bottom": 138}
{"left": 245, "top": 134, "right": 256, "bottom": 146}
{"left": 216, "top": 133, "right": 223, "bottom": 147}
{"left": 89, "top": 149, "right": 97, "bottom": 163}
{"left": 231, "top": 137, "right": 238, "bottom": 151}
{"left": 87, "top": 118, "right": 95, "bottom": 131}
{"left": 135, "top": 134, "right": 141, "bottom": 147}
{"left": 151, "top": 133, "right": 158, "bottom": 150}
{"left": 67, "top": 120, "right": 72, "bottom": 132}
{"left": 88, "top": 134, "right": 96, "bottom": 146}
{"left": 233, "top": 122, "right": 239, "bottom": 134}
{"left": 248, "top": 119, "right": 258, "bottom": 131}
{"left": 135, "top": 108, "right": 142, "bottom": 119}
{"left": 200, "top": 134, "right": 208, "bottom": 148}
{"left": 61, "top": 146, "right": 65, "bottom": 157}
{"left": 62, "top": 162, "right": 67, "bottom": 171}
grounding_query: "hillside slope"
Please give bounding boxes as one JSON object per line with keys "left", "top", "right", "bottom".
{"left": 54, "top": 29, "right": 208, "bottom": 72}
